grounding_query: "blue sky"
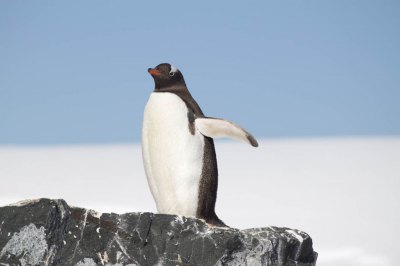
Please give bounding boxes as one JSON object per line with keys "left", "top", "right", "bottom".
{"left": 0, "top": 1, "right": 399, "bottom": 144}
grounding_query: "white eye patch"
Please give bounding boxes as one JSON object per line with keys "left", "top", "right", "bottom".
{"left": 169, "top": 65, "right": 178, "bottom": 76}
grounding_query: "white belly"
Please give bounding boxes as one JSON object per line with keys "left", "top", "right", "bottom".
{"left": 142, "top": 92, "right": 204, "bottom": 217}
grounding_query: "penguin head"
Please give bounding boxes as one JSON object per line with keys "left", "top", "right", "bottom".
{"left": 148, "top": 63, "right": 186, "bottom": 90}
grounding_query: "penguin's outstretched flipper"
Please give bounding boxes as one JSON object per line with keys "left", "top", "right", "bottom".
{"left": 195, "top": 117, "right": 258, "bottom": 147}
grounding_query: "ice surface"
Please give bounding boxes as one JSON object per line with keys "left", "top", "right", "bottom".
{"left": 1, "top": 137, "right": 399, "bottom": 266}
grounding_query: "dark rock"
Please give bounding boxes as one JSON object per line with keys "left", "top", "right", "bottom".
{"left": 0, "top": 199, "right": 317, "bottom": 265}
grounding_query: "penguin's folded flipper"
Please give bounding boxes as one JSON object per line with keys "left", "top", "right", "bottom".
{"left": 195, "top": 117, "right": 258, "bottom": 147}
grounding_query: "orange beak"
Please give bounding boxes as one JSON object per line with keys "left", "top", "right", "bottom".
{"left": 148, "top": 68, "right": 161, "bottom": 76}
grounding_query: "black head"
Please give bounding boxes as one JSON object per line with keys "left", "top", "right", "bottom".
{"left": 148, "top": 63, "right": 186, "bottom": 91}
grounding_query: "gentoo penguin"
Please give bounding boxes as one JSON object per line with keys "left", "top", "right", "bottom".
{"left": 142, "top": 63, "right": 258, "bottom": 226}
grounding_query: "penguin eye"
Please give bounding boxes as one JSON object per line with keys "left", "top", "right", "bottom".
{"left": 169, "top": 71, "right": 175, "bottom": 77}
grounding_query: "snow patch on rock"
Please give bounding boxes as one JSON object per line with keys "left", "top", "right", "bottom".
{"left": 0, "top": 223, "right": 48, "bottom": 265}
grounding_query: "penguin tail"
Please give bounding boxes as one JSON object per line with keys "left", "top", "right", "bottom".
{"left": 206, "top": 215, "right": 229, "bottom": 228}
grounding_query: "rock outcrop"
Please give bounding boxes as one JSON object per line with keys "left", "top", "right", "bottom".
{"left": 0, "top": 199, "right": 317, "bottom": 265}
